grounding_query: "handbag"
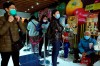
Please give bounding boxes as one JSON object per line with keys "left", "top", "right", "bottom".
{"left": 9, "top": 23, "right": 24, "bottom": 51}
{"left": 80, "top": 56, "right": 91, "bottom": 66}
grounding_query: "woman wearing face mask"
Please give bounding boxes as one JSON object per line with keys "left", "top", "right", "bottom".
{"left": 48, "top": 9, "right": 63, "bottom": 66}
{"left": 0, "top": 1, "right": 26, "bottom": 66}
{"left": 78, "top": 31, "right": 100, "bottom": 66}
{"left": 39, "top": 15, "right": 50, "bottom": 57}
{"left": 27, "top": 15, "right": 40, "bottom": 52}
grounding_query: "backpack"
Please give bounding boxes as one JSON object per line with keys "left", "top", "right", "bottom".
{"left": 32, "top": 22, "right": 40, "bottom": 31}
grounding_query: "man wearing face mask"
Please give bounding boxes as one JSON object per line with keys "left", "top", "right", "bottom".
{"left": 78, "top": 31, "right": 100, "bottom": 66}
{"left": 0, "top": 1, "right": 26, "bottom": 66}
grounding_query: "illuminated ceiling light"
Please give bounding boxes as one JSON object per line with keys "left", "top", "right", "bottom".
{"left": 36, "top": 2, "right": 39, "bottom": 5}
{"left": 28, "top": 9, "right": 30, "bottom": 11}
{"left": 25, "top": 11, "right": 27, "bottom": 12}
{"left": 31, "top": 6, "right": 34, "bottom": 8}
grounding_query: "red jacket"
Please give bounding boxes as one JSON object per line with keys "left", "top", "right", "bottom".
{"left": 63, "top": 32, "right": 69, "bottom": 42}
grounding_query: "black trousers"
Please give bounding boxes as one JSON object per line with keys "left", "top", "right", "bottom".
{"left": 39, "top": 36, "right": 48, "bottom": 56}
{"left": 1, "top": 51, "right": 19, "bottom": 66}
{"left": 73, "top": 48, "right": 80, "bottom": 60}
{"left": 52, "top": 40, "right": 61, "bottom": 66}
{"left": 86, "top": 53, "right": 100, "bottom": 66}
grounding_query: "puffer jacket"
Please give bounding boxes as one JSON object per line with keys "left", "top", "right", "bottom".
{"left": 78, "top": 37, "right": 96, "bottom": 55}
{"left": 48, "top": 18, "right": 63, "bottom": 41}
{"left": 0, "top": 13, "right": 26, "bottom": 52}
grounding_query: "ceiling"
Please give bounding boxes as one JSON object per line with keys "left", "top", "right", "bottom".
{"left": 0, "top": 0, "right": 58, "bottom": 13}
{"left": 0, "top": 0, "right": 95, "bottom": 14}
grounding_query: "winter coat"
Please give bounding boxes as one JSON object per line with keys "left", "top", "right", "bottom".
{"left": 78, "top": 37, "right": 96, "bottom": 55}
{"left": 0, "top": 13, "right": 26, "bottom": 52}
{"left": 27, "top": 19, "right": 39, "bottom": 36}
{"left": 48, "top": 18, "right": 63, "bottom": 41}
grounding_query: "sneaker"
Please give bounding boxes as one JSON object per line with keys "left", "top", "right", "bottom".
{"left": 64, "top": 58, "right": 68, "bottom": 61}
{"left": 52, "top": 62, "right": 59, "bottom": 65}
{"left": 73, "top": 59, "right": 80, "bottom": 63}
{"left": 57, "top": 62, "right": 59, "bottom": 64}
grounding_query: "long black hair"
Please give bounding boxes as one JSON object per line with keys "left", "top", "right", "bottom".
{"left": 51, "top": 9, "right": 58, "bottom": 20}
{"left": 40, "top": 15, "right": 48, "bottom": 24}
{"left": 3, "top": 1, "right": 15, "bottom": 9}
{"left": 29, "top": 15, "right": 37, "bottom": 22}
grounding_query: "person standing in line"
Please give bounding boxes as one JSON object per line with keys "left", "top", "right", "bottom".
{"left": 39, "top": 15, "right": 50, "bottom": 58}
{"left": 0, "top": 1, "right": 26, "bottom": 66}
{"left": 48, "top": 9, "right": 63, "bottom": 66}
{"left": 27, "top": 15, "right": 40, "bottom": 52}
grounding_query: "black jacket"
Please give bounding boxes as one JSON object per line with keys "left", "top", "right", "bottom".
{"left": 48, "top": 18, "right": 63, "bottom": 41}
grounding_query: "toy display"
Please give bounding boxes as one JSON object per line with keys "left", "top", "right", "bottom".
{"left": 86, "top": 13, "right": 98, "bottom": 35}
{"left": 67, "top": 16, "right": 78, "bottom": 34}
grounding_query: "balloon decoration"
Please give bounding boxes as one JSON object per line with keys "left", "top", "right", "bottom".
{"left": 59, "top": 16, "right": 66, "bottom": 27}
{"left": 73, "top": 8, "right": 89, "bottom": 25}
{"left": 33, "top": 12, "right": 38, "bottom": 18}
{"left": 66, "top": 0, "right": 83, "bottom": 16}
{"left": 56, "top": 2, "right": 66, "bottom": 16}
{"left": 73, "top": 8, "right": 85, "bottom": 15}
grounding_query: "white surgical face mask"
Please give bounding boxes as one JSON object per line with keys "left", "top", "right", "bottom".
{"left": 43, "top": 20, "right": 47, "bottom": 22}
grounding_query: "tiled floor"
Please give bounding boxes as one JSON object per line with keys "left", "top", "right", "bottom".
{"left": 0, "top": 46, "right": 100, "bottom": 66}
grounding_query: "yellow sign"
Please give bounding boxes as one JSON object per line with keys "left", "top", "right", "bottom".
{"left": 85, "top": 3, "right": 100, "bottom": 11}
{"left": 93, "top": 3, "right": 100, "bottom": 10}
{"left": 85, "top": 4, "right": 94, "bottom": 11}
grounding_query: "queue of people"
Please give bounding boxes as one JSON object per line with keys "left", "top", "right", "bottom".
{"left": 0, "top": 1, "right": 100, "bottom": 66}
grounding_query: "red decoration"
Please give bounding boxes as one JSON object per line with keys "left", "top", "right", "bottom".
{"left": 73, "top": 8, "right": 85, "bottom": 15}
{"left": 74, "top": 8, "right": 89, "bottom": 25}
{"left": 78, "top": 17, "right": 86, "bottom": 25}
{"left": 81, "top": 56, "right": 91, "bottom": 66}
{"left": 95, "top": 0, "right": 100, "bottom": 3}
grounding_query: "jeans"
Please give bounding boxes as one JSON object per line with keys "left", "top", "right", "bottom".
{"left": 1, "top": 51, "right": 19, "bottom": 66}
{"left": 64, "top": 42, "right": 70, "bottom": 58}
{"left": 52, "top": 40, "right": 61, "bottom": 66}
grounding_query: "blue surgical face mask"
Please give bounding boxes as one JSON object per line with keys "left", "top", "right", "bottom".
{"left": 9, "top": 9, "right": 17, "bottom": 16}
{"left": 84, "top": 36, "right": 90, "bottom": 40}
{"left": 55, "top": 14, "right": 60, "bottom": 19}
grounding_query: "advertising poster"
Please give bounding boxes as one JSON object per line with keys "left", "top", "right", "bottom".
{"left": 86, "top": 13, "right": 98, "bottom": 35}
{"left": 67, "top": 16, "right": 78, "bottom": 34}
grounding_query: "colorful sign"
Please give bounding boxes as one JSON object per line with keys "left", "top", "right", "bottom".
{"left": 85, "top": 3, "right": 100, "bottom": 11}
{"left": 94, "top": 3, "right": 100, "bottom": 10}
{"left": 86, "top": 13, "right": 98, "bottom": 35}
{"left": 67, "top": 16, "right": 78, "bottom": 34}
{"left": 85, "top": 4, "right": 94, "bottom": 11}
